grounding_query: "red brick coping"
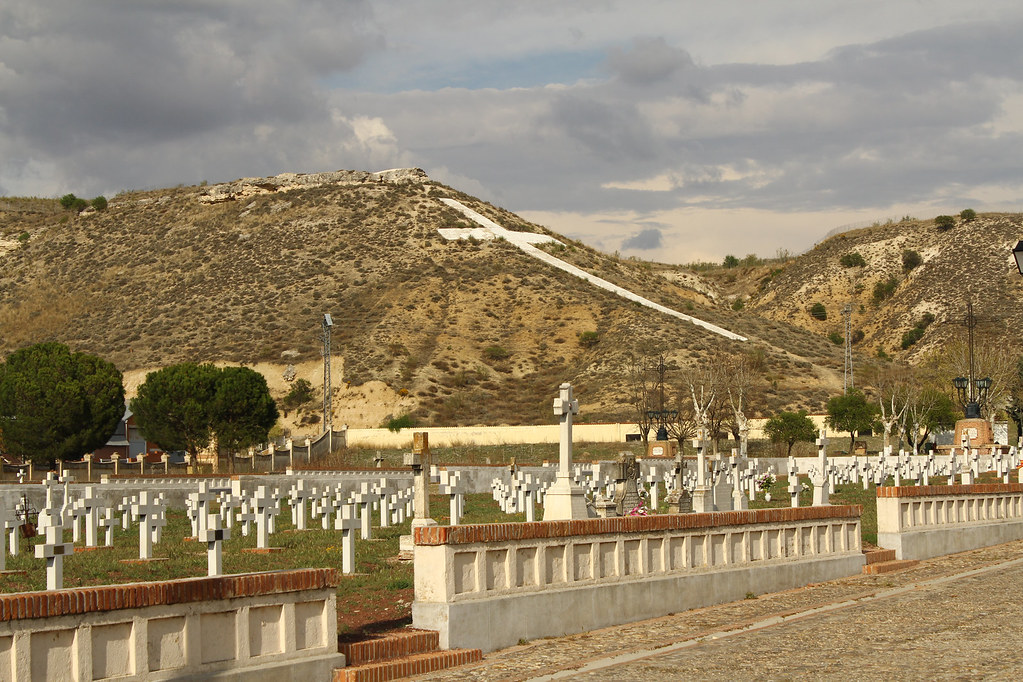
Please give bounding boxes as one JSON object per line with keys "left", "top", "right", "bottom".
{"left": 0, "top": 568, "right": 338, "bottom": 622}
{"left": 877, "top": 483, "right": 1023, "bottom": 498}
{"left": 414, "top": 506, "right": 862, "bottom": 546}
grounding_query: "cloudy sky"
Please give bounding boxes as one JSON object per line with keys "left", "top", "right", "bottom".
{"left": 3, "top": 1, "right": 1023, "bottom": 263}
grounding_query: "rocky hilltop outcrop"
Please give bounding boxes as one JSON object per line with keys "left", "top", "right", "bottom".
{"left": 198, "top": 167, "right": 429, "bottom": 204}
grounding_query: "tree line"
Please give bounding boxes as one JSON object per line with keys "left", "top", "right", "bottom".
{"left": 629, "top": 336, "right": 1022, "bottom": 456}
{"left": 0, "top": 342, "right": 277, "bottom": 468}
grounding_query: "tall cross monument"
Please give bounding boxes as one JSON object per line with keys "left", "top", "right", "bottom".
{"left": 542, "top": 383, "right": 590, "bottom": 520}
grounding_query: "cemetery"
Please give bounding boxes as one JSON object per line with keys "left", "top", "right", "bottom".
{"left": 0, "top": 384, "right": 1020, "bottom": 678}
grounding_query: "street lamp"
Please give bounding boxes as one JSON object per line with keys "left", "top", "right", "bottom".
{"left": 1012, "top": 240, "right": 1023, "bottom": 275}
{"left": 953, "top": 375, "right": 990, "bottom": 419}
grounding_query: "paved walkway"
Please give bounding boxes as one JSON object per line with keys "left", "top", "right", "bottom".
{"left": 418, "top": 540, "right": 1023, "bottom": 680}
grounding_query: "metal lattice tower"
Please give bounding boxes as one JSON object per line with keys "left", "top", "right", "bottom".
{"left": 322, "top": 313, "right": 334, "bottom": 433}
{"left": 843, "top": 303, "right": 853, "bottom": 392}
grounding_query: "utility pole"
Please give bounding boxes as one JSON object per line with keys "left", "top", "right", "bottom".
{"left": 843, "top": 303, "right": 854, "bottom": 392}
{"left": 322, "top": 313, "right": 334, "bottom": 433}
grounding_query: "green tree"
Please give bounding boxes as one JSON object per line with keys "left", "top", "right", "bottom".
{"left": 905, "top": 387, "right": 957, "bottom": 452}
{"left": 826, "top": 389, "right": 879, "bottom": 453}
{"left": 91, "top": 195, "right": 108, "bottom": 211}
{"left": 810, "top": 302, "right": 827, "bottom": 321}
{"left": 722, "top": 254, "right": 740, "bottom": 268}
{"left": 934, "top": 215, "right": 955, "bottom": 231}
{"left": 210, "top": 366, "right": 278, "bottom": 468}
{"left": 59, "top": 193, "right": 79, "bottom": 210}
{"left": 0, "top": 342, "right": 124, "bottom": 466}
{"left": 959, "top": 208, "right": 976, "bottom": 222}
{"left": 763, "top": 410, "right": 818, "bottom": 456}
{"left": 130, "top": 363, "right": 221, "bottom": 459}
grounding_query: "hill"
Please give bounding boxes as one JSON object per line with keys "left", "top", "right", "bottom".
{"left": 7, "top": 172, "right": 1007, "bottom": 433}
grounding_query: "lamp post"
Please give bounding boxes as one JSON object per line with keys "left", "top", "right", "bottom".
{"left": 953, "top": 375, "right": 990, "bottom": 419}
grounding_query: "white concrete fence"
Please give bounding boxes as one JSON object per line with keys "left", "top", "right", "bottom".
{"left": 877, "top": 483, "right": 1023, "bottom": 560}
{"left": 412, "top": 506, "right": 864, "bottom": 652}
{"left": 0, "top": 568, "right": 344, "bottom": 681}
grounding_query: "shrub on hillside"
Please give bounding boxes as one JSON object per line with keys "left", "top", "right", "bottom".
{"left": 384, "top": 413, "right": 416, "bottom": 432}
{"left": 934, "top": 215, "right": 956, "bottom": 231}
{"left": 722, "top": 254, "right": 740, "bottom": 268}
{"left": 828, "top": 331, "right": 844, "bottom": 345}
{"left": 872, "top": 276, "right": 900, "bottom": 305}
{"left": 91, "top": 196, "right": 108, "bottom": 211}
{"left": 959, "top": 208, "right": 976, "bottom": 222}
{"left": 810, "top": 302, "right": 827, "bottom": 321}
{"left": 901, "top": 249, "right": 922, "bottom": 272}
{"left": 577, "top": 331, "right": 600, "bottom": 348}
{"left": 483, "top": 345, "right": 510, "bottom": 361}
{"left": 839, "top": 252, "right": 866, "bottom": 268}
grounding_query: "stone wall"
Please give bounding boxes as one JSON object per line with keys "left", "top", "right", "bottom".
{"left": 877, "top": 483, "right": 1023, "bottom": 560}
{"left": 0, "top": 568, "right": 343, "bottom": 681}
{"left": 412, "top": 506, "right": 864, "bottom": 652}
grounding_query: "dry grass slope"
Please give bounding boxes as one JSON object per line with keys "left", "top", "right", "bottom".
{"left": 7, "top": 173, "right": 1008, "bottom": 428}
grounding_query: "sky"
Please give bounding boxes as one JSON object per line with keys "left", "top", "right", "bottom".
{"left": 3, "top": 1, "right": 1023, "bottom": 263}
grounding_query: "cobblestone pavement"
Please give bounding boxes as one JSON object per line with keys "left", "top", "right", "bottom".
{"left": 416, "top": 540, "right": 1023, "bottom": 681}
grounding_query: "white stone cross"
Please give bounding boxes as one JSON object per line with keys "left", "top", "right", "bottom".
{"left": 334, "top": 504, "right": 360, "bottom": 574}
{"left": 289, "top": 480, "right": 311, "bottom": 531}
{"left": 553, "top": 382, "right": 579, "bottom": 476}
{"left": 199, "top": 514, "right": 231, "bottom": 576}
{"left": 35, "top": 521, "right": 74, "bottom": 590}
{"left": 0, "top": 505, "right": 9, "bottom": 571}
{"left": 8, "top": 500, "right": 26, "bottom": 556}
{"left": 100, "top": 507, "right": 118, "bottom": 547}
{"left": 131, "top": 491, "right": 164, "bottom": 560}
{"left": 354, "top": 483, "right": 378, "bottom": 541}
{"left": 813, "top": 431, "right": 830, "bottom": 506}
{"left": 187, "top": 482, "right": 216, "bottom": 538}
{"left": 78, "top": 486, "right": 103, "bottom": 548}
{"left": 252, "top": 485, "right": 279, "bottom": 550}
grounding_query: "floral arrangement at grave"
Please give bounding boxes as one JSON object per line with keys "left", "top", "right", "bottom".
{"left": 756, "top": 472, "right": 776, "bottom": 492}
{"left": 627, "top": 503, "right": 650, "bottom": 516}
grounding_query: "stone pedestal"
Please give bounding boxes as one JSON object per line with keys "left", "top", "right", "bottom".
{"left": 543, "top": 475, "right": 590, "bottom": 520}
{"left": 954, "top": 419, "right": 994, "bottom": 449}
{"left": 646, "top": 440, "right": 677, "bottom": 458}
{"left": 692, "top": 486, "right": 714, "bottom": 513}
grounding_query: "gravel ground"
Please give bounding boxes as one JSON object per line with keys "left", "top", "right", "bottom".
{"left": 416, "top": 540, "right": 1023, "bottom": 681}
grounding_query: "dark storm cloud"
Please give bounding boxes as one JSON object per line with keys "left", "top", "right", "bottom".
{"left": 0, "top": 0, "right": 383, "bottom": 194}
{"left": 621, "top": 227, "right": 663, "bottom": 250}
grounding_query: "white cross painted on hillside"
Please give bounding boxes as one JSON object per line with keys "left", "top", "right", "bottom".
{"left": 553, "top": 383, "right": 579, "bottom": 477}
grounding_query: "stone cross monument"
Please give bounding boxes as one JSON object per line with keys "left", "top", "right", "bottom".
{"left": 692, "top": 429, "right": 714, "bottom": 512}
{"left": 543, "top": 383, "right": 589, "bottom": 520}
{"left": 613, "top": 452, "right": 641, "bottom": 515}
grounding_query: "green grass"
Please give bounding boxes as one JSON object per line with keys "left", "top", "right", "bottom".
{"left": 6, "top": 470, "right": 1003, "bottom": 631}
